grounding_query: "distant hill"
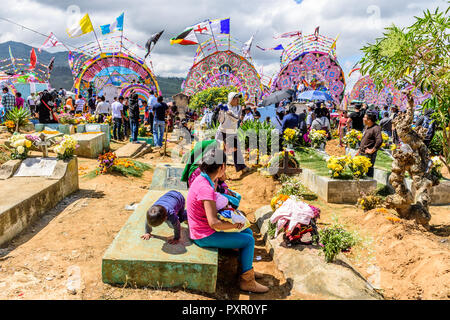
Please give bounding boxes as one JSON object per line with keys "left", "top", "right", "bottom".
{"left": 0, "top": 41, "right": 185, "bottom": 96}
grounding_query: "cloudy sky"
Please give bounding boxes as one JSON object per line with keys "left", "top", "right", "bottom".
{"left": 0, "top": 0, "right": 446, "bottom": 91}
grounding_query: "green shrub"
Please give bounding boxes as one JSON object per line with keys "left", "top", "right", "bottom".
{"left": 6, "top": 107, "right": 30, "bottom": 132}
{"left": 188, "top": 86, "right": 243, "bottom": 110}
{"left": 277, "top": 174, "right": 318, "bottom": 200}
{"left": 429, "top": 131, "right": 444, "bottom": 156}
{"left": 317, "top": 221, "right": 359, "bottom": 263}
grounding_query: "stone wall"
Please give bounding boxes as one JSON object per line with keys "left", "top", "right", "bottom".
{"left": 373, "top": 168, "right": 450, "bottom": 205}
{"left": 298, "top": 168, "right": 377, "bottom": 204}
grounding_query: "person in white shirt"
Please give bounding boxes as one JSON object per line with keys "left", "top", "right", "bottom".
{"left": 147, "top": 90, "right": 158, "bottom": 132}
{"left": 27, "top": 94, "right": 36, "bottom": 113}
{"left": 216, "top": 92, "right": 250, "bottom": 174}
{"left": 111, "top": 96, "right": 125, "bottom": 140}
{"left": 75, "top": 95, "right": 85, "bottom": 113}
{"left": 94, "top": 96, "right": 111, "bottom": 123}
{"left": 242, "top": 107, "right": 254, "bottom": 122}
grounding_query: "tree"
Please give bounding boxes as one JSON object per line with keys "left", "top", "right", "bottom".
{"left": 358, "top": 7, "right": 449, "bottom": 226}
{"left": 359, "top": 7, "right": 450, "bottom": 168}
{"left": 188, "top": 86, "right": 244, "bottom": 110}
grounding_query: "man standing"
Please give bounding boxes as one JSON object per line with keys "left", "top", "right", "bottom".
{"left": 216, "top": 92, "right": 250, "bottom": 174}
{"left": 75, "top": 95, "right": 85, "bottom": 114}
{"left": 1, "top": 87, "right": 16, "bottom": 115}
{"left": 357, "top": 112, "right": 383, "bottom": 178}
{"left": 379, "top": 112, "right": 393, "bottom": 137}
{"left": 147, "top": 90, "right": 157, "bottom": 133}
{"left": 111, "top": 96, "right": 125, "bottom": 141}
{"left": 306, "top": 104, "right": 314, "bottom": 130}
{"left": 281, "top": 105, "right": 300, "bottom": 133}
{"left": 94, "top": 96, "right": 111, "bottom": 123}
{"left": 348, "top": 104, "right": 365, "bottom": 131}
{"left": 122, "top": 97, "right": 130, "bottom": 139}
{"left": 129, "top": 93, "right": 141, "bottom": 143}
{"left": 88, "top": 94, "right": 97, "bottom": 114}
{"left": 152, "top": 96, "right": 168, "bottom": 148}
{"left": 27, "top": 93, "right": 36, "bottom": 114}
{"left": 390, "top": 105, "right": 400, "bottom": 144}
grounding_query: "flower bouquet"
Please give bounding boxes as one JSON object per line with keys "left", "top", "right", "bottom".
{"left": 54, "top": 135, "right": 78, "bottom": 160}
{"left": 347, "top": 155, "right": 372, "bottom": 179}
{"left": 431, "top": 156, "right": 443, "bottom": 179}
{"left": 283, "top": 128, "right": 299, "bottom": 148}
{"left": 3, "top": 120, "right": 15, "bottom": 133}
{"left": 309, "top": 129, "right": 327, "bottom": 149}
{"left": 9, "top": 133, "right": 40, "bottom": 160}
{"left": 267, "top": 150, "right": 299, "bottom": 170}
{"left": 343, "top": 129, "right": 362, "bottom": 149}
{"left": 381, "top": 132, "right": 390, "bottom": 149}
{"left": 98, "top": 151, "right": 117, "bottom": 174}
{"left": 327, "top": 155, "right": 349, "bottom": 178}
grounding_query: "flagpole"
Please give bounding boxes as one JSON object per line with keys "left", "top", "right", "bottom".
{"left": 208, "top": 20, "right": 220, "bottom": 52}
{"left": 194, "top": 33, "right": 220, "bottom": 88}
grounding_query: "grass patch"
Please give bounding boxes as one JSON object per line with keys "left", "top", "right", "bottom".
{"left": 295, "top": 148, "right": 353, "bottom": 180}
{"left": 83, "top": 160, "right": 152, "bottom": 179}
{"left": 374, "top": 151, "right": 393, "bottom": 171}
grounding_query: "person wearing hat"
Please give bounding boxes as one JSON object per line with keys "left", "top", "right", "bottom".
{"left": 243, "top": 106, "right": 254, "bottom": 123}
{"left": 216, "top": 92, "right": 250, "bottom": 174}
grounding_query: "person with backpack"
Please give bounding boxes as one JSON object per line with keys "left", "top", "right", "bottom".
{"left": 311, "top": 108, "right": 331, "bottom": 139}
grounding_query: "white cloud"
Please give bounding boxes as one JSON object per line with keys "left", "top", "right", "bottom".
{"left": 0, "top": 0, "right": 445, "bottom": 86}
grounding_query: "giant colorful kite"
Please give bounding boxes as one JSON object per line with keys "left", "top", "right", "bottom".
{"left": 182, "top": 34, "right": 264, "bottom": 104}
{"left": 270, "top": 33, "right": 346, "bottom": 104}
{"left": 70, "top": 36, "right": 160, "bottom": 100}
{"left": 349, "top": 75, "right": 431, "bottom": 109}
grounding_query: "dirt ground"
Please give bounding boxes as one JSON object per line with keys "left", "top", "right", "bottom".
{"left": 0, "top": 134, "right": 448, "bottom": 300}
{"left": 0, "top": 139, "right": 299, "bottom": 300}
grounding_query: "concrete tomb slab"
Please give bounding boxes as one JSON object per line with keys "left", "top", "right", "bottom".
{"left": 0, "top": 157, "right": 79, "bottom": 246}
{"left": 102, "top": 190, "right": 218, "bottom": 293}
{"left": 14, "top": 157, "right": 58, "bottom": 177}
{"left": 114, "top": 142, "right": 146, "bottom": 158}
{"left": 255, "top": 206, "right": 383, "bottom": 300}
{"left": 72, "top": 133, "right": 106, "bottom": 159}
{"left": 150, "top": 164, "right": 188, "bottom": 191}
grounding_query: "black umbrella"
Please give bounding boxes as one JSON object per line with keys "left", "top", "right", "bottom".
{"left": 261, "top": 89, "right": 294, "bottom": 107}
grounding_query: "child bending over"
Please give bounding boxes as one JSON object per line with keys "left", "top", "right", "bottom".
{"left": 141, "top": 190, "right": 187, "bottom": 244}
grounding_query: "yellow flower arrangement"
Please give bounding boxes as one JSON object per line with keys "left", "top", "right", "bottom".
{"left": 381, "top": 132, "right": 390, "bottom": 149}
{"left": 309, "top": 129, "right": 327, "bottom": 148}
{"left": 348, "top": 155, "right": 372, "bottom": 179}
{"left": 283, "top": 128, "right": 297, "bottom": 142}
{"left": 327, "top": 155, "right": 349, "bottom": 178}
{"left": 357, "top": 193, "right": 383, "bottom": 211}
{"left": 343, "top": 129, "right": 362, "bottom": 149}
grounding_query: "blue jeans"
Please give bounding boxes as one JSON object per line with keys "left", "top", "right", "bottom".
{"left": 113, "top": 118, "right": 123, "bottom": 140}
{"left": 194, "top": 228, "right": 254, "bottom": 274}
{"left": 130, "top": 118, "right": 139, "bottom": 142}
{"left": 153, "top": 120, "right": 165, "bottom": 147}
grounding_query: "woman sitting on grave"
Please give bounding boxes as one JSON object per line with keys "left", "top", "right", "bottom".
{"left": 186, "top": 148, "right": 269, "bottom": 293}
{"left": 181, "top": 140, "right": 241, "bottom": 208}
